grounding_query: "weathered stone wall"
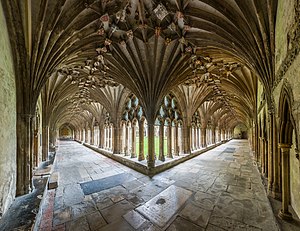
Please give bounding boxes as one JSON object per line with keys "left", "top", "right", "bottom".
{"left": 275, "top": 0, "right": 300, "bottom": 218}
{"left": 0, "top": 3, "right": 17, "bottom": 217}
{"left": 275, "top": 0, "right": 295, "bottom": 73}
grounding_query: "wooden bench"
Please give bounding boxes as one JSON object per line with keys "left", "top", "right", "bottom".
{"left": 48, "top": 172, "right": 59, "bottom": 189}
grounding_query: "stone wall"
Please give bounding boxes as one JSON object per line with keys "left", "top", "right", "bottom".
{"left": 275, "top": 0, "right": 300, "bottom": 218}
{"left": 0, "top": 3, "right": 17, "bottom": 217}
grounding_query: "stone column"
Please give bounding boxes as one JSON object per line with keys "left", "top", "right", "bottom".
{"left": 138, "top": 120, "right": 145, "bottom": 161}
{"left": 85, "top": 128, "right": 88, "bottom": 143}
{"left": 182, "top": 123, "right": 191, "bottom": 154}
{"left": 99, "top": 124, "right": 105, "bottom": 148}
{"left": 121, "top": 123, "right": 125, "bottom": 153}
{"left": 159, "top": 123, "right": 165, "bottom": 161}
{"left": 272, "top": 120, "right": 281, "bottom": 199}
{"left": 29, "top": 116, "right": 35, "bottom": 187}
{"left": 190, "top": 126, "right": 193, "bottom": 150}
{"left": 34, "top": 129, "right": 39, "bottom": 167}
{"left": 42, "top": 125, "right": 49, "bottom": 161}
{"left": 115, "top": 123, "right": 122, "bottom": 154}
{"left": 131, "top": 123, "right": 136, "bottom": 158}
{"left": 110, "top": 126, "right": 113, "bottom": 151}
{"left": 16, "top": 114, "right": 33, "bottom": 195}
{"left": 278, "top": 143, "right": 293, "bottom": 220}
{"left": 207, "top": 128, "right": 210, "bottom": 145}
{"left": 90, "top": 126, "right": 94, "bottom": 145}
{"left": 254, "top": 122, "right": 259, "bottom": 162}
{"left": 147, "top": 122, "right": 155, "bottom": 168}
{"left": 198, "top": 127, "right": 201, "bottom": 148}
{"left": 174, "top": 124, "right": 179, "bottom": 156}
{"left": 268, "top": 111, "right": 274, "bottom": 193}
{"left": 178, "top": 126, "right": 182, "bottom": 153}
{"left": 167, "top": 124, "right": 173, "bottom": 158}
{"left": 106, "top": 127, "right": 109, "bottom": 149}
{"left": 260, "top": 137, "right": 264, "bottom": 171}
{"left": 212, "top": 127, "right": 216, "bottom": 144}
{"left": 108, "top": 126, "right": 111, "bottom": 150}
{"left": 264, "top": 139, "right": 269, "bottom": 177}
{"left": 103, "top": 127, "right": 106, "bottom": 148}
{"left": 195, "top": 127, "right": 198, "bottom": 149}
{"left": 123, "top": 123, "right": 127, "bottom": 155}
{"left": 126, "top": 125, "right": 130, "bottom": 155}
{"left": 201, "top": 127, "right": 207, "bottom": 148}
{"left": 194, "top": 127, "right": 197, "bottom": 149}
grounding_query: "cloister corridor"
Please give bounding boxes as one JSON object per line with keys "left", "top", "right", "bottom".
{"left": 32, "top": 139, "right": 279, "bottom": 231}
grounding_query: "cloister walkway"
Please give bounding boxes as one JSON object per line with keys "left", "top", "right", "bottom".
{"left": 37, "top": 140, "right": 279, "bottom": 231}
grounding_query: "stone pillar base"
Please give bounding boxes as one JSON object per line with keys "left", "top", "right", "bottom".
{"left": 131, "top": 153, "right": 136, "bottom": 158}
{"left": 138, "top": 156, "right": 145, "bottom": 161}
{"left": 159, "top": 156, "right": 165, "bottom": 162}
{"left": 278, "top": 209, "right": 293, "bottom": 221}
{"left": 147, "top": 160, "right": 155, "bottom": 169}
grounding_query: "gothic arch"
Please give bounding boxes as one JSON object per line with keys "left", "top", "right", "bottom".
{"left": 278, "top": 80, "right": 298, "bottom": 148}
{"left": 277, "top": 80, "right": 299, "bottom": 220}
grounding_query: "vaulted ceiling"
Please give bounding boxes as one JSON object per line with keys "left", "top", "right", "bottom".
{"left": 3, "top": 0, "right": 277, "bottom": 129}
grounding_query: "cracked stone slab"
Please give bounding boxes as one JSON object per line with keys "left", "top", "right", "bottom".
{"left": 136, "top": 185, "right": 192, "bottom": 228}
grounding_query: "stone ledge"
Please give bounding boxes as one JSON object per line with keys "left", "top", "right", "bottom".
{"left": 81, "top": 140, "right": 228, "bottom": 176}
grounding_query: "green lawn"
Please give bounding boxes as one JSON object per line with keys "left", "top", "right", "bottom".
{"left": 135, "top": 136, "right": 168, "bottom": 158}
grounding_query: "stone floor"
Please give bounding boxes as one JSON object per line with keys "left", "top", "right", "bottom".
{"left": 35, "top": 139, "right": 285, "bottom": 231}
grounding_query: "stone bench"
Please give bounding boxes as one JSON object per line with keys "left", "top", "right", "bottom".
{"left": 48, "top": 172, "right": 59, "bottom": 189}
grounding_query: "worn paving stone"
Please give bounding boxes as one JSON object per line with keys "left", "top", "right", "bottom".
{"left": 98, "top": 218, "right": 134, "bottom": 231}
{"left": 124, "top": 193, "right": 145, "bottom": 207}
{"left": 122, "top": 180, "right": 144, "bottom": 191}
{"left": 123, "top": 210, "right": 148, "bottom": 230}
{"left": 71, "top": 201, "right": 97, "bottom": 220}
{"left": 53, "top": 207, "right": 72, "bottom": 226}
{"left": 95, "top": 197, "right": 114, "bottom": 210}
{"left": 192, "top": 191, "right": 218, "bottom": 211}
{"left": 86, "top": 211, "right": 107, "bottom": 231}
{"left": 143, "top": 223, "right": 163, "bottom": 231}
{"left": 101, "top": 200, "right": 134, "bottom": 224}
{"left": 206, "top": 223, "right": 226, "bottom": 231}
{"left": 65, "top": 216, "right": 90, "bottom": 231}
{"left": 166, "top": 216, "right": 204, "bottom": 231}
{"left": 209, "top": 215, "right": 262, "bottom": 231}
{"left": 180, "top": 202, "right": 211, "bottom": 228}
{"left": 63, "top": 184, "right": 85, "bottom": 206}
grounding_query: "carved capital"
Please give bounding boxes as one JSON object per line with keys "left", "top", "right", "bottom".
{"left": 278, "top": 143, "right": 292, "bottom": 153}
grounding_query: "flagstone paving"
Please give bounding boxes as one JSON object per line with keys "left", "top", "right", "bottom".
{"left": 37, "top": 140, "right": 280, "bottom": 231}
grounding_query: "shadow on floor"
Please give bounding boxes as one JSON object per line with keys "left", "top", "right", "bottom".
{"left": 0, "top": 153, "right": 55, "bottom": 231}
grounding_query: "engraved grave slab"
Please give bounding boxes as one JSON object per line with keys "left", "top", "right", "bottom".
{"left": 136, "top": 185, "right": 192, "bottom": 228}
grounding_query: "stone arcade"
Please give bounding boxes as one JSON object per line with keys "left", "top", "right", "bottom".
{"left": 0, "top": 0, "right": 300, "bottom": 230}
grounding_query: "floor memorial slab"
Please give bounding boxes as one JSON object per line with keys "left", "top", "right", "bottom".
{"left": 80, "top": 172, "right": 136, "bottom": 195}
{"left": 136, "top": 185, "right": 192, "bottom": 228}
